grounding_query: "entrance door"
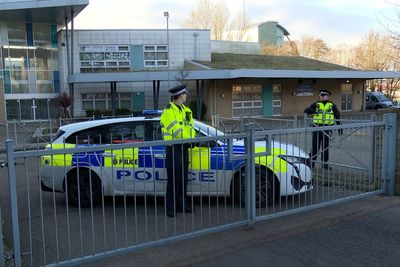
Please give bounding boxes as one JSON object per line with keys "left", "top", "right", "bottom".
{"left": 272, "top": 84, "right": 282, "bottom": 115}
{"left": 341, "top": 84, "right": 353, "bottom": 111}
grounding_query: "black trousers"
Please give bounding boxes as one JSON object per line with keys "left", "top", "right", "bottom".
{"left": 311, "top": 129, "right": 331, "bottom": 164}
{"left": 165, "top": 144, "right": 189, "bottom": 210}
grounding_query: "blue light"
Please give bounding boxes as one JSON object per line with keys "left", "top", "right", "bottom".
{"left": 143, "top": 110, "right": 163, "bottom": 116}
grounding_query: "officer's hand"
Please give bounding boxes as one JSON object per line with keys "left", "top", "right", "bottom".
{"left": 338, "top": 129, "right": 343, "bottom": 135}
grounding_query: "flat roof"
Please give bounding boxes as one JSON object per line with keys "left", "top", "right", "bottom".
{"left": 69, "top": 69, "right": 400, "bottom": 83}
{"left": 0, "top": 0, "right": 88, "bottom": 24}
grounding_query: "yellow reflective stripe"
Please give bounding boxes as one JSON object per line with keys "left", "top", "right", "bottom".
{"left": 166, "top": 120, "right": 178, "bottom": 131}
{"left": 42, "top": 143, "right": 76, "bottom": 167}
{"left": 104, "top": 148, "right": 139, "bottom": 167}
{"left": 189, "top": 147, "right": 210, "bottom": 170}
{"left": 254, "top": 146, "right": 287, "bottom": 173}
{"left": 172, "top": 128, "right": 182, "bottom": 138}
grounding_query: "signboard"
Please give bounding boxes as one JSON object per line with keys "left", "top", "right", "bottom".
{"left": 296, "top": 84, "right": 314, "bottom": 96}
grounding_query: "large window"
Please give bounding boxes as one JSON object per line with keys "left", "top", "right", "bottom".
{"left": 79, "top": 45, "right": 130, "bottom": 73}
{"left": 232, "top": 84, "right": 262, "bottom": 118}
{"left": 143, "top": 45, "right": 168, "bottom": 67}
{"left": 82, "top": 93, "right": 133, "bottom": 111}
{"left": 7, "top": 22, "right": 26, "bottom": 46}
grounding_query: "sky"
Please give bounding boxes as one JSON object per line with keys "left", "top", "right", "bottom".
{"left": 73, "top": 0, "right": 398, "bottom": 47}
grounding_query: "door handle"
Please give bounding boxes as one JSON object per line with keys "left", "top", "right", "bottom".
{"left": 154, "top": 153, "right": 165, "bottom": 159}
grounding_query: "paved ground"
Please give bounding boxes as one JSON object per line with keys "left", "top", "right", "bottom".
{"left": 82, "top": 195, "right": 400, "bottom": 267}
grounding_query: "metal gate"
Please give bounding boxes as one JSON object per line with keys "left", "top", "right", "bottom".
{"left": 0, "top": 113, "right": 397, "bottom": 266}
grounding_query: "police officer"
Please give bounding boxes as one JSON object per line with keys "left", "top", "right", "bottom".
{"left": 304, "top": 89, "right": 341, "bottom": 170}
{"left": 160, "top": 84, "right": 196, "bottom": 217}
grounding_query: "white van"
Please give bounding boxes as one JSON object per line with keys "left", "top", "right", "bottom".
{"left": 366, "top": 92, "right": 393, "bottom": 110}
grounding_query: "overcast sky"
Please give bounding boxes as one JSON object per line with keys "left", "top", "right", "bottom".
{"left": 73, "top": 0, "right": 397, "bottom": 47}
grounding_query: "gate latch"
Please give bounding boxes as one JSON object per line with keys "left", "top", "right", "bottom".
{"left": 0, "top": 160, "right": 6, "bottom": 168}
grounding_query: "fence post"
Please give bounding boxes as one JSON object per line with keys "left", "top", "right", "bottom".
{"left": 13, "top": 120, "right": 17, "bottom": 144}
{"left": 0, "top": 205, "right": 4, "bottom": 267}
{"left": 382, "top": 113, "right": 397, "bottom": 196}
{"left": 5, "top": 140, "right": 21, "bottom": 266}
{"left": 245, "top": 124, "right": 256, "bottom": 225}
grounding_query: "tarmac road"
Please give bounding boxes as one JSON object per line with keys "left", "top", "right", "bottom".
{"left": 87, "top": 195, "right": 400, "bottom": 267}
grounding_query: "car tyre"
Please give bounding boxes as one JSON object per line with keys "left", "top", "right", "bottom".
{"left": 233, "top": 166, "right": 275, "bottom": 208}
{"left": 66, "top": 168, "right": 102, "bottom": 208}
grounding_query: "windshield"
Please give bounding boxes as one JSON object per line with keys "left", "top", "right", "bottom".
{"left": 194, "top": 121, "right": 224, "bottom": 137}
{"left": 51, "top": 129, "right": 65, "bottom": 142}
{"left": 376, "top": 94, "right": 389, "bottom": 101}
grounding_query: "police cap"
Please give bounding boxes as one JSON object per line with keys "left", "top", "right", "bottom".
{"left": 169, "top": 84, "right": 188, "bottom": 96}
{"left": 319, "top": 89, "right": 331, "bottom": 96}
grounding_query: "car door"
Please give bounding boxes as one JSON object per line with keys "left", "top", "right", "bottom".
{"left": 144, "top": 120, "right": 168, "bottom": 193}
{"left": 102, "top": 121, "right": 154, "bottom": 193}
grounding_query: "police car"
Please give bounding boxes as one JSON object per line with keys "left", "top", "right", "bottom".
{"left": 40, "top": 111, "right": 313, "bottom": 207}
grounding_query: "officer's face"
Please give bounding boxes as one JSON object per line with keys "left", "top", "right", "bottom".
{"left": 180, "top": 92, "right": 188, "bottom": 102}
{"left": 320, "top": 94, "right": 329, "bottom": 100}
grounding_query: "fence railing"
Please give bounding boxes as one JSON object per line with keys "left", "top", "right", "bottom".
{"left": 0, "top": 113, "right": 397, "bottom": 266}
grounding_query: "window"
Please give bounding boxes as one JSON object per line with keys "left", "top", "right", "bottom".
{"left": 105, "top": 122, "right": 144, "bottom": 144}
{"left": 33, "top": 24, "right": 51, "bottom": 47}
{"left": 144, "top": 121, "right": 163, "bottom": 141}
{"left": 7, "top": 22, "right": 26, "bottom": 45}
{"left": 65, "top": 125, "right": 104, "bottom": 144}
{"left": 79, "top": 45, "right": 130, "bottom": 73}
{"left": 232, "top": 84, "right": 262, "bottom": 118}
{"left": 82, "top": 92, "right": 136, "bottom": 111}
{"left": 143, "top": 45, "right": 168, "bottom": 67}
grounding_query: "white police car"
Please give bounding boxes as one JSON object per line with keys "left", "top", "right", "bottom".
{"left": 40, "top": 111, "right": 313, "bottom": 207}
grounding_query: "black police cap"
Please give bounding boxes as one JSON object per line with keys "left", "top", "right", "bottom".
{"left": 169, "top": 84, "right": 188, "bottom": 96}
{"left": 319, "top": 89, "right": 331, "bottom": 96}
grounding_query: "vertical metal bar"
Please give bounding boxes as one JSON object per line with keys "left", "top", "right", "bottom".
{"left": 245, "top": 124, "right": 255, "bottom": 224}
{"left": 382, "top": 113, "right": 397, "bottom": 195}
{"left": 13, "top": 120, "right": 17, "bottom": 144}
{"left": 0, "top": 205, "right": 4, "bottom": 267}
{"left": 5, "top": 140, "right": 21, "bottom": 267}
{"left": 24, "top": 158, "right": 33, "bottom": 267}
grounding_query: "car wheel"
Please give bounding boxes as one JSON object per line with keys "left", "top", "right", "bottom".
{"left": 233, "top": 167, "right": 275, "bottom": 208}
{"left": 66, "top": 168, "right": 101, "bottom": 208}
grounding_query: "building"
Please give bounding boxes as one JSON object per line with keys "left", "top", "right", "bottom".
{"left": 1, "top": 0, "right": 400, "bottom": 123}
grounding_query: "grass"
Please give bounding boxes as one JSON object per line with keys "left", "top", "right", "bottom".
{"left": 195, "top": 53, "right": 356, "bottom": 70}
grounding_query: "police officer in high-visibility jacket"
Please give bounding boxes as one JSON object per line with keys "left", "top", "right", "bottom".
{"left": 160, "top": 84, "right": 196, "bottom": 217}
{"left": 304, "top": 89, "right": 341, "bottom": 170}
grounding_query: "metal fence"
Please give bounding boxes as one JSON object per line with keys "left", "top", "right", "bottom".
{"left": 0, "top": 113, "right": 397, "bottom": 266}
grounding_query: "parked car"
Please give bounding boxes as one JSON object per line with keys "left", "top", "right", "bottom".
{"left": 366, "top": 92, "right": 393, "bottom": 110}
{"left": 40, "top": 111, "right": 313, "bottom": 208}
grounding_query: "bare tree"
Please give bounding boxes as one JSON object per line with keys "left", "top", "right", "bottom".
{"left": 324, "top": 44, "right": 355, "bottom": 67}
{"left": 296, "top": 35, "right": 330, "bottom": 60}
{"left": 352, "top": 31, "right": 393, "bottom": 70}
{"left": 183, "top": 0, "right": 250, "bottom": 41}
{"left": 260, "top": 41, "right": 299, "bottom": 56}
{"left": 351, "top": 31, "right": 400, "bottom": 99}
{"left": 225, "top": 10, "right": 251, "bottom": 41}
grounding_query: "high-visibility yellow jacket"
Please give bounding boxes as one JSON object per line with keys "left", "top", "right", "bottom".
{"left": 160, "top": 102, "right": 195, "bottom": 140}
{"left": 313, "top": 101, "right": 335, "bottom": 125}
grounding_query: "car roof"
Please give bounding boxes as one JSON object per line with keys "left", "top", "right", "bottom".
{"left": 59, "top": 116, "right": 158, "bottom": 133}
{"left": 58, "top": 116, "right": 224, "bottom": 137}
